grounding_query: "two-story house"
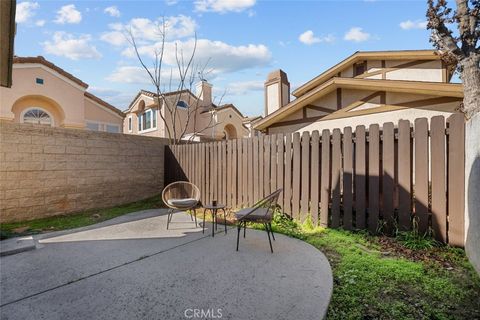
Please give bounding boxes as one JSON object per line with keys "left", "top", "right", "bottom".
{"left": 254, "top": 50, "right": 463, "bottom": 133}
{"left": 123, "top": 80, "right": 255, "bottom": 141}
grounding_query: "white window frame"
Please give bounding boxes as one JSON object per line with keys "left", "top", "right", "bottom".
{"left": 20, "top": 107, "right": 54, "bottom": 126}
{"left": 85, "top": 120, "right": 121, "bottom": 133}
{"left": 138, "top": 108, "right": 157, "bottom": 133}
{"left": 128, "top": 115, "right": 132, "bottom": 132}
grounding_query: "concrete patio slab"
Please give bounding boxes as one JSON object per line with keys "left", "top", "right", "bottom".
{"left": 0, "top": 236, "right": 36, "bottom": 257}
{"left": 0, "top": 209, "right": 333, "bottom": 320}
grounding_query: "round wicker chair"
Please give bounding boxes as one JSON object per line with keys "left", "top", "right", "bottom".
{"left": 162, "top": 181, "right": 200, "bottom": 229}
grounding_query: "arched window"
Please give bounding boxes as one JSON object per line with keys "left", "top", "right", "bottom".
{"left": 177, "top": 100, "right": 188, "bottom": 108}
{"left": 22, "top": 108, "right": 53, "bottom": 126}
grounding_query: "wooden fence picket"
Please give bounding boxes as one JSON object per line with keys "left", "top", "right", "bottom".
{"left": 368, "top": 124, "right": 380, "bottom": 233}
{"left": 284, "top": 133, "right": 293, "bottom": 216}
{"left": 320, "top": 130, "right": 330, "bottom": 227}
{"left": 355, "top": 125, "right": 366, "bottom": 229}
{"left": 331, "top": 129, "right": 342, "bottom": 228}
{"left": 382, "top": 122, "right": 395, "bottom": 234}
{"left": 447, "top": 114, "right": 465, "bottom": 246}
{"left": 292, "top": 132, "right": 301, "bottom": 220}
{"left": 301, "top": 131, "right": 310, "bottom": 221}
{"left": 343, "top": 127, "right": 353, "bottom": 230}
{"left": 311, "top": 130, "right": 320, "bottom": 226}
{"left": 414, "top": 118, "right": 429, "bottom": 234}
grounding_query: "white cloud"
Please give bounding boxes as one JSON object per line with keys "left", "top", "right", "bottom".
{"left": 106, "top": 66, "right": 183, "bottom": 84}
{"left": 100, "top": 29, "right": 127, "bottom": 46}
{"left": 104, "top": 6, "right": 120, "bottom": 17}
{"left": 399, "top": 20, "right": 428, "bottom": 30}
{"left": 226, "top": 80, "right": 263, "bottom": 95}
{"left": 298, "top": 30, "right": 335, "bottom": 45}
{"left": 16, "top": 2, "right": 39, "bottom": 23}
{"left": 42, "top": 32, "right": 102, "bottom": 60}
{"left": 195, "top": 0, "right": 256, "bottom": 13}
{"left": 35, "top": 19, "right": 46, "bottom": 27}
{"left": 122, "top": 38, "right": 271, "bottom": 74}
{"left": 54, "top": 4, "right": 82, "bottom": 24}
{"left": 165, "top": 0, "right": 178, "bottom": 5}
{"left": 101, "top": 15, "right": 196, "bottom": 46}
{"left": 344, "top": 27, "right": 371, "bottom": 42}
{"left": 88, "top": 87, "right": 133, "bottom": 109}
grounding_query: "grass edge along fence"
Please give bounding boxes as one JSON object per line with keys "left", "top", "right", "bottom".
{"left": 165, "top": 114, "right": 465, "bottom": 246}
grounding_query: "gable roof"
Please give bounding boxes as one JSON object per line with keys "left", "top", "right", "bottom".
{"left": 254, "top": 77, "right": 463, "bottom": 130}
{"left": 13, "top": 56, "right": 89, "bottom": 89}
{"left": 125, "top": 89, "right": 196, "bottom": 112}
{"left": 292, "top": 50, "right": 442, "bottom": 98}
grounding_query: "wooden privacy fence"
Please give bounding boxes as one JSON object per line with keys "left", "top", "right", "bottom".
{"left": 165, "top": 114, "right": 465, "bottom": 246}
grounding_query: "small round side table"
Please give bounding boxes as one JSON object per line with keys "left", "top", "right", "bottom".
{"left": 203, "top": 204, "right": 227, "bottom": 237}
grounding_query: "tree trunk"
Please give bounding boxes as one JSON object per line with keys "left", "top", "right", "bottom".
{"left": 461, "top": 55, "right": 480, "bottom": 119}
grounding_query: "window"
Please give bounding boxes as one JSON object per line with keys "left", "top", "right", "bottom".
{"left": 138, "top": 109, "right": 156, "bottom": 132}
{"left": 86, "top": 122, "right": 100, "bottom": 131}
{"left": 177, "top": 100, "right": 188, "bottom": 108}
{"left": 23, "top": 108, "right": 52, "bottom": 126}
{"left": 128, "top": 116, "right": 132, "bottom": 132}
{"left": 106, "top": 124, "right": 119, "bottom": 133}
{"left": 354, "top": 61, "right": 366, "bottom": 77}
{"left": 86, "top": 121, "right": 120, "bottom": 133}
{"left": 35, "top": 78, "right": 44, "bottom": 84}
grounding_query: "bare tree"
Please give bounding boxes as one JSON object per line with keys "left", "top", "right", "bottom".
{"left": 427, "top": 0, "right": 479, "bottom": 119}
{"left": 125, "top": 18, "right": 221, "bottom": 144}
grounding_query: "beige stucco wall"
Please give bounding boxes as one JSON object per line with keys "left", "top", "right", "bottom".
{"left": 337, "top": 59, "right": 444, "bottom": 83}
{"left": 0, "top": 64, "right": 124, "bottom": 131}
{"left": 84, "top": 98, "right": 124, "bottom": 129}
{"left": 1, "top": 65, "right": 85, "bottom": 128}
{"left": 210, "top": 108, "right": 249, "bottom": 140}
{"left": 0, "top": 121, "right": 167, "bottom": 222}
{"left": 384, "top": 60, "right": 443, "bottom": 82}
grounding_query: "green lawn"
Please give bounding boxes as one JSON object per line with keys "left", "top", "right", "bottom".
{"left": 266, "top": 214, "right": 480, "bottom": 320}
{"left": 0, "top": 195, "right": 163, "bottom": 240}
{"left": 1, "top": 199, "right": 479, "bottom": 319}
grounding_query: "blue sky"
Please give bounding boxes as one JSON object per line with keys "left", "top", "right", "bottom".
{"left": 14, "top": 0, "right": 437, "bottom": 116}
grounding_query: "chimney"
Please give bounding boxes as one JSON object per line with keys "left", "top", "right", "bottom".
{"left": 196, "top": 80, "right": 213, "bottom": 106}
{"left": 264, "top": 69, "right": 290, "bottom": 116}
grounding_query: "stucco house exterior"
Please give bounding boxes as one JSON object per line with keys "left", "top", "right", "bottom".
{"left": 254, "top": 50, "right": 463, "bottom": 133}
{"left": 0, "top": 56, "right": 125, "bottom": 132}
{"left": 124, "top": 81, "right": 256, "bottom": 141}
